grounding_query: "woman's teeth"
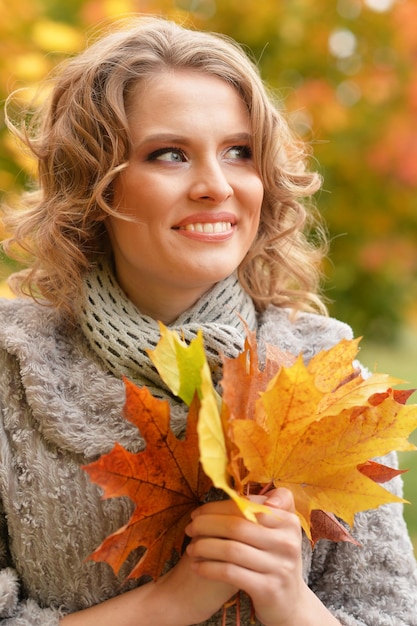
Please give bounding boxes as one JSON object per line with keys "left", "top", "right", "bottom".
{"left": 180, "top": 222, "right": 232, "bottom": 233}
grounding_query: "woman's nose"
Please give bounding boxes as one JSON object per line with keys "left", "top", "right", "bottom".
{"left": 188, "top": 159, "right": 233, "bottom": 203}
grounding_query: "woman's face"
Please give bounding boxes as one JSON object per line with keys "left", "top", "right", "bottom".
{"left": 107, "top": 69, "right": 264, "bottom": 323}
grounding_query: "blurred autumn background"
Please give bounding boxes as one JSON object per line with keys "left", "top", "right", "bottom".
{"left": 1, "top": 0, "right": 416, "bottom": 546}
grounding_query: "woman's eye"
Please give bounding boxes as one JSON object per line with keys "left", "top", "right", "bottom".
{"left": 147, "top": 148, "right": 186, "bottom": 162}
{"left": 225, "top": 145, "right": 253, "bottom": 160}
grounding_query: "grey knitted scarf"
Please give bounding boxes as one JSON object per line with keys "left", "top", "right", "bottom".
{"left": 79, "top": 259, "right": 257, "bottom": 402}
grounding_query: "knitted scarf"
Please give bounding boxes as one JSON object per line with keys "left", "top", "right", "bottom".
{"left": 79, "top": 259, "right": 257, "bottom": 405}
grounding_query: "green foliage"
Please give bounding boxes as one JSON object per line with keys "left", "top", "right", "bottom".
{"left": 1, "top": 0, "right": 417, "bottom": 341}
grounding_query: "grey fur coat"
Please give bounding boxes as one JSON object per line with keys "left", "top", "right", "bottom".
{"left": 0, "top": 297, "right": 416, "bottom": 625}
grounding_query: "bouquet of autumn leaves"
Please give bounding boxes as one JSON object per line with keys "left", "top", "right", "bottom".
{"left": 84, "top": 324, "right": 417, "bottom": 583}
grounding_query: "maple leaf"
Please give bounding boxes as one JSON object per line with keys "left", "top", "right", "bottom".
{"left": 310, "top": 510, "right": 361, "bottom": 547}
{"left": 220, "top": 326, "right": 294, "bottom": 425}
{"left": 148, "top": 322, "right": 211, "bottom": 406}
{"left": 227, "top": 341, "right": 417, "bottom": 539}
{"left": 358, "top": 459, "right": 407, "bottom": 483}
{"left": 307, "top": 338, "right": 407, "bottom": 418}
{"left": 83, "top": 378, "right": 212, "bottom": 581}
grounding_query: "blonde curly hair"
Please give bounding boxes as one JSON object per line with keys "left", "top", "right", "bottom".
{"left": 2, "top": 16, "right": 327, "bottom": 317}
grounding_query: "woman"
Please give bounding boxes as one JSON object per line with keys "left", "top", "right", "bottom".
{"left": 0, "top": 16, "right": 416, "bottom": 626}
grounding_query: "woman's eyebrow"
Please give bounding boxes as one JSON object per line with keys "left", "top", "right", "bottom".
{"left": 137, "top": 133, "right": 188, "bottom": 147}
{"left": 136, "top": 131, "right": 253, "bottom": 149}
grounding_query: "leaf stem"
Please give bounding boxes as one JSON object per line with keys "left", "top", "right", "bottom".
{"left": 222, "top": 593, "right": 241, "bottom": 626}
{"left": 259, "top": 481, "right": 274, "bottom": 495}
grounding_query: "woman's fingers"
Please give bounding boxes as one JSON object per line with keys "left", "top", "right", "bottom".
{"left": 184, "top": 487, "right": 305, "bottom": 622}
{"left": 255, "top": 487, "right": 298, "bottom": 528}
{"left": 189, "top": 488, "right": 298, "bottom": 532}
{"left": 192, "top": 487, "right": 295, "bottom": 520}
{"left": 265, "top": 487, "right": 296, "bottom": 512}
{"left": 186, "top": 494, "right": 301, "bottom": 566}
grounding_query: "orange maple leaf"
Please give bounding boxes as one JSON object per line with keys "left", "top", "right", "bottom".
{"left": 358, "top": 459, "right": 407, "bottom": 483}
{"left": 83, "top": 378, "right": 212, "bottom": 581}
{"left": 310, "top": 510, "right": 361, "bottom": 546}
{"left": 219, "top": 328, "right": 294, "bottom": 491}
{"left": 220, "top": 327, "right": 294, "bottom": 425}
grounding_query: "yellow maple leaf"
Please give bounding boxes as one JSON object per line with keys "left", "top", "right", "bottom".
{"left": 227, "top": 342, "right": 417, "bottom": 538}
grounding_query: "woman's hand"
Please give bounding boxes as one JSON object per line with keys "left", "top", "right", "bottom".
{"left": 153, "top": 547, "right": 238, "bottom": 624}
{"left": 60, "top": 547, "right": 237, "bottom": 626}
{"left": 185, "top": 488, "right": 341, "bottom": 626}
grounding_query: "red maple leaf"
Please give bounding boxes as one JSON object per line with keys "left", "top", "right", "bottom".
{"left": 83, "top": 378, "right": 212, "bottom": 581}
